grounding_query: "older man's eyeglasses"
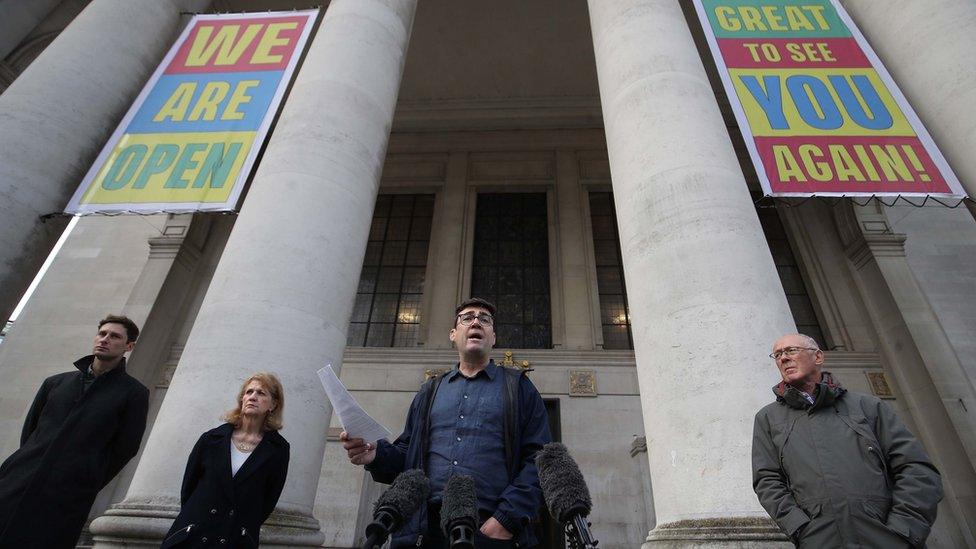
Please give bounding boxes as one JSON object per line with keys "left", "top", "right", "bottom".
{"left": 769, "top": 346, "right": 818, "bottom": 360}
{"left": 457, "top": 313, "right": 494, "bottom": 326}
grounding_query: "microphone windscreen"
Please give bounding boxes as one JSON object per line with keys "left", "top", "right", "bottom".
{"left": 535, "top": 442, "right": 591, "bottom": 523}
{"left": 440, "top": 474, "right": 478, "bottom": 534}
{"left": 375, "top": 469, "right": 430, "bottom": 519}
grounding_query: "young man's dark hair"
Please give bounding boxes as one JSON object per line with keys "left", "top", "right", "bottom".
{"left": 99, "top": 314, "right": 140, "bottom": 342}
{"left": 454, "top": 297, "right": 496, "bottom": 317}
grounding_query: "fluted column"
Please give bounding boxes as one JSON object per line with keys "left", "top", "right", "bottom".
{"left": 840, "top": 0, "right": 976, "bottom": 217}
{"left": 587, "top": 1, "right": 795, "bottom": 546}
{"left": 90, "top": 1, "right": 418, "bottom": 547}
{"left": 0, "top": 0, "right": 210, "bottom": 324}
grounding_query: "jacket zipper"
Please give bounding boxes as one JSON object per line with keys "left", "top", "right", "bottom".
{"left": 865, "top": 444, "right": 891, "bottom": 490}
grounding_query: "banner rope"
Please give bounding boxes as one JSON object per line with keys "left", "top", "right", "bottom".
{"left": 754, "top": 195, "right": 972, "bottom": 209}
{"left": 40, "top": 210, "right": 239, "bottom": 221}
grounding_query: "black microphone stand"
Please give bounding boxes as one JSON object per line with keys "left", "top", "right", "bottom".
{"left": 565, "top": 514, "right": 599, "bottom": 549}
{"left": 362, "top": 507, "right": 398, "bottom": 549}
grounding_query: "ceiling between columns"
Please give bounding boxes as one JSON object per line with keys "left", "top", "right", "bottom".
{"left": 229, "top": 0, "right": 603, "bottom": 130}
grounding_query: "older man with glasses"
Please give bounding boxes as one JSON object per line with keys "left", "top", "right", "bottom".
{"left": 752, "top": 333, "right": 943, "bottom": 548}
{"left": 341, "top": 297, "right": 551, "bottom": 548}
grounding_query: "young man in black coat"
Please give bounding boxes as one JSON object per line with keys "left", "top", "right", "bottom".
{"left": 0, "top": 315, "right": 150, "bottom": 548}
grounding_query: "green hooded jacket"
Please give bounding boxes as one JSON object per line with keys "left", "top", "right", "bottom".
{"left": 752, "top": 372, "right": 942, "bottom": 548}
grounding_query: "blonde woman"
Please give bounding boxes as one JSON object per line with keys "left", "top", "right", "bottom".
{"left": 162, "top": 373, "right": 289, "bottom": 548}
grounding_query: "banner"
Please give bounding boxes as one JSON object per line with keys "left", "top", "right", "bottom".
{"left": 692, "top": 0, "right": 966, "bottom": 197}
{"left": 66, "top": 10, "right": 318, "bottom": 214}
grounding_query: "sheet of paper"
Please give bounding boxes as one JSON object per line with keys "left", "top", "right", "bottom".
{"left": 316, "top": 364, "right": 393, "bottom": 444}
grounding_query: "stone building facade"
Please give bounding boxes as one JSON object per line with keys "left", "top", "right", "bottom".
{"left": 0, "top": 1, "right": 974, "bottom": 548}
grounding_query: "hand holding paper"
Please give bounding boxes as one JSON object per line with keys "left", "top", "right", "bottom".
{"left": 316, "top": 364, "right": 392, "bottom": 444}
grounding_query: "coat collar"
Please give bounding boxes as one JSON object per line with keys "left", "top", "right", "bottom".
{"left": 74, "top": 354, "right": 128, "bottom": 378}
{"left": 447, "top": 359, "right": 498, "bottom": 382}
{"left": 773, "top": 371, "right": 846, "bottom": 411}
{"left": 205, "top": 423, "right": 285, "bottom": 491}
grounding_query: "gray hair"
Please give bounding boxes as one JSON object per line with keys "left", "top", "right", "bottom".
{"left": 796, "top": 333, "right": 821, "bottom": 350}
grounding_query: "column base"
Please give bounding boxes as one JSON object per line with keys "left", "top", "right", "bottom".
{"left": 90, "top": 500, "right": 325, "bottom": 548}
{"left": 642, "top": 517, "right": 791, "bottom": 548}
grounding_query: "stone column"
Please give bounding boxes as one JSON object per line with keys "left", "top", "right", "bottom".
{"left": 90, "top": 0, "right": 418, "bottom": 547}
{"left": 0, "top": 0, "right": 210, "bottom": 323}
{"left": 839, "top": 0, "right": 976, "bottom": 218}
{"left": 587, "top": 1, "right": 795, "bottom": 546}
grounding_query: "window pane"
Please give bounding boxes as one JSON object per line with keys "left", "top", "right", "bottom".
{"left": 347, "top": 323, "right": 367, "bottom": 346}
{"left": 373, "top": 195, "right": 392, "bottom": 217}
{"left": 406, "top": 241, "right": 429, "bottom": 265}
{"left": 596, "top": 266, "right": 622, "bottom": 294}
{"left": 349, "top": 194, "right": 434, "bottom": 347}
{"left": 471, "top": 193, "right": 551, "bottom": 349}
{"left": 397, "top": 294, "right": 422, "bottom": 323}
{"left": 381, "top": 241, "right": 407, "bottom": 265}
{"left": 602, "top": 325, "right": 631, "bottom": 350}
{"left": 363, "top": 242, "right": 382, "bottom": 267}
{"left": 390, "top": 195, "right": 414, "bottom": 216}
{"left": 499, "top": 222, "right": 520, "bottom": 241}
{"left": 471, "top": 267, "right": 498, "bottom": 295}
{"left": 497, "top": 294, "right": 523, "bottom": 324}
{"left": 498, "top": 268, "right": 523, "bottom": 294}
{"left": 369, "top": 217, "right": 388, "bottom": 240}
{"left": 523, "top": 216, "right": 547, "bottom": 237}
{"left": 589, "top": 192, "right": 634, "bottom": 350}
{"left": 351, "top": 293, "right": 372, "bottom": 323}
{"left": 401, "top": 267, "right": 425, "bottom": 294}
{"left": 371, "top": 294, "right": 398, "bottom": 323}
{"left": 588, "top": 192, "right": 612, "bottom": 215}
{"left": 590, "top": 216, "right": 614, "bottom": 240}
{"left": 600, "top": 295, "right": 627, "bottom": 325}
{"left": 358, "top": 267, "right": 378, "bottom": 294}
{"left": 593, "top": 239, "right": 620, "bottom": 266}
{"left": 410, "top": 220, "right": 431, "bottom": 240}
{"left": 498, "top": 242, "right": 523, "bottom": 265}
{"left": 366, "top": 323, "right": 394, "bottom": 346}
{"left": 376, "top": 267, "right": 403, "bottom": 293}
{"left": 387, "top": 217, "right": 411, "bottom": 239}
{"left": 393, "top": 324, "right": 418, "bottom": 347}
{"left": 524, "top": 267, "right": 548, "bottom": 294}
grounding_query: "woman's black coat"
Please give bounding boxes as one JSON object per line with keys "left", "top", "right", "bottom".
{"left": 161, "top": 423, "right": 289, "bottom": 548}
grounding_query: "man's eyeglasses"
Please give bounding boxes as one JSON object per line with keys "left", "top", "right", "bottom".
{"left": 456, "top": 313, "right": 494, "bottom": 326}
{"left": 769, "top": 346, "right": 818, "bottom": 360}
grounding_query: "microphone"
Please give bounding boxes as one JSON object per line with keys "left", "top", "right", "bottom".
{"left": 440, "top": 474, "right": 477, "bottom": 549}
{"left": 362, "top": 469, "right": 430, "bottom": 549}
{"left": 536, "top": 442, "right": 599, "bottom": 549}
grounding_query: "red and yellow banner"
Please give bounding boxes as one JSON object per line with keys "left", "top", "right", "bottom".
{"left": 692, "top": 0, "right": 965, "bottom": 197}
{"left": 66, "top": 10, "right": 318, "bottom": 214}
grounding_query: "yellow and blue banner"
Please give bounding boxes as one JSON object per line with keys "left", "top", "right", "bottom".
{"left": 66, "top": 10, "right": 318, "bottom": 214}
{"left": 692, "top": 0, "right": 965, "bottom": 197}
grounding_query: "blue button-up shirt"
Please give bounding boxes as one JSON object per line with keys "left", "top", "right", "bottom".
{"left": 427, "top": 360, "right": 508, "bottom": 512}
